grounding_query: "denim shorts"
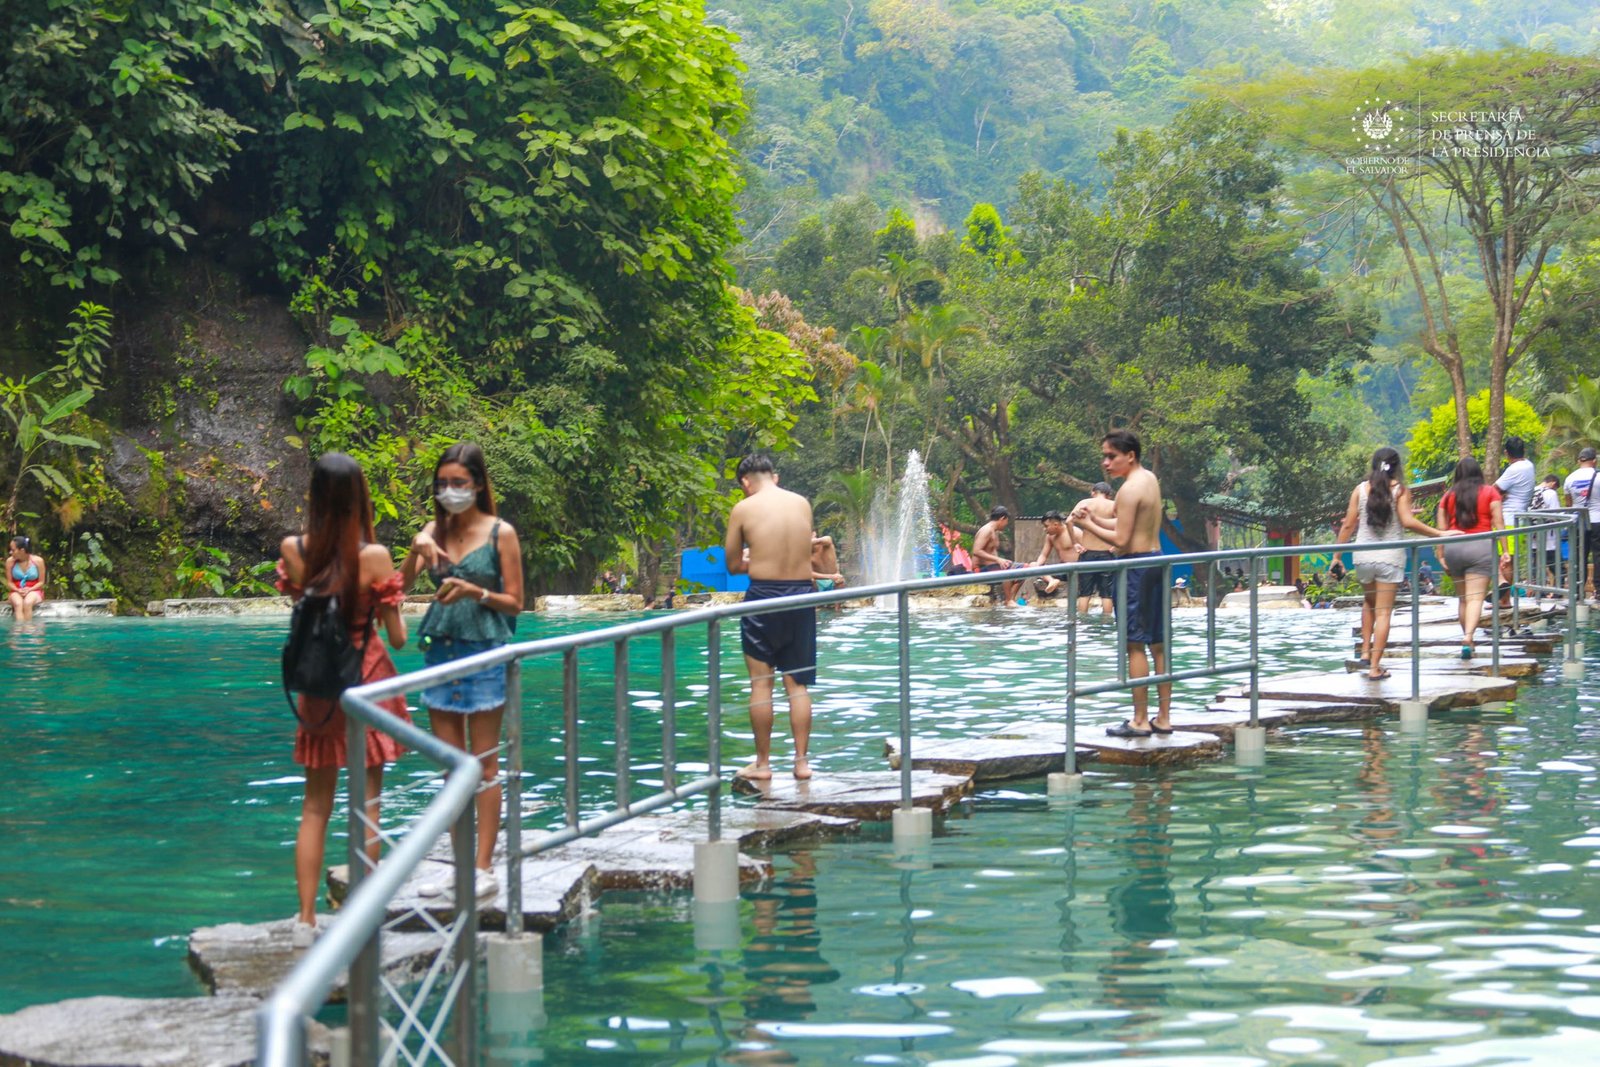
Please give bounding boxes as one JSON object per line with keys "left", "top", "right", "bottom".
{"left": 422, "top": 636, "right": 507, "bottom": 714}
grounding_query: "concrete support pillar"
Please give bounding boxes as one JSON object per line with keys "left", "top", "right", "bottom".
{"left": 1564, "top": 659, "right": 1586, "bottom": 680}
{"left": 329, "top": 1027, "right": 350, "bottom": 1067}
{"left": 1399, "top": 700, "right": 1428, "bottom": 732}
{"left": 1576, "top": 602, "right": 1591, "bottom": 625}
{"left": 693, "top": 840, "right": 740, "bottom": 904}
{"left": 1234, "top": 725, "right": 1266, "bottom": 766}
{"left": 1046, "top": 772, "right": 1084, "bottom": 795}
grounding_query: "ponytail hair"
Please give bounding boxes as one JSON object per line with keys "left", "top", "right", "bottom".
{"left": 1450, "top": 456, "right": 1485, "bottom": 530}
{"left": 1365, "top": 447, "right": 1400, "bottom": 529}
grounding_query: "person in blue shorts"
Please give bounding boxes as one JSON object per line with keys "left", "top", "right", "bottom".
{"left": 1072, "top": 430, "right": 1171, "bottom": 738}
{"left": 726, "top": 454, "right": 818, "bottom": 781}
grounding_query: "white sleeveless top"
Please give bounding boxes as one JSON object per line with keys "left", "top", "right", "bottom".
{"left": 1353, "top": 482, "right": 1404, "bottom": 567}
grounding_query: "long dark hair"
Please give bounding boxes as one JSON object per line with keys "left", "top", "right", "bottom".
{"left": 432, "top": 441, "right": 497, "bottom": 532}
{"left": 1449, "top": 456, "right": 1485, "bottom": 529}
{"left": 1365, "top": 447, "right": 1400, "bottom": 528}
{"left": 302, "top": 452, "right": 375, "bottom": 624}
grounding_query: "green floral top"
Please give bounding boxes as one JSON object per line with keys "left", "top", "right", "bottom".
{"left": 417, "top": 520, "right": 513, "bottom": 644}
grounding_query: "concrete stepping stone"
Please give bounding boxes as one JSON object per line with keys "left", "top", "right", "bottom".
{"left": 520, "top": 825, "right": 771, "bottom": 892}
{"left": 1069, "top": 724, "right": 1226, "bottom": 766}
{"left": 1342, "top": 656, "right": 1541, "bottom": 678}
{"left": 984, "top": 718, "right": 1224, "bottom": 765}
{"left": 1203, "top": 696, "right": 1383, "bottom": 727}
{"left": 1224, "top": 670, "right": 1518, "bottom": 712}
{"left": 0, "top": 994, "right": 328, "bottom": 1067}
{"left": 1168, "top": 700, "right": 1308, "bottom": 739}
{"left": 188, "top": 917, "right": 446, "bottom": 1001}
{"left": 1376, "top": 634, "right": 1558, "bottom": 655}
{"left": 882, "top": 736, "right": 1069, "bottom": 781}
{"left": 330, "top": 852, "right": 598, "bottom": 933}
{"left": 642, "top": 806, "right": 861, "bottom": 850}
{"left": 735, "top": 770, "right": 973, "bottom": 819}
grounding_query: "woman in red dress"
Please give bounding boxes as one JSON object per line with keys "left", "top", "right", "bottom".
{"left": 276, "top": 453, "right": 411, "bottom": 948}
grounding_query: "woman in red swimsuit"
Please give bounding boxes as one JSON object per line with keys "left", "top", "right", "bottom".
{"left": 275, "top": 453, "right": 412, "bottom": 949}
{"left": 7, "top": 535, "right": 46, "bottom": 621}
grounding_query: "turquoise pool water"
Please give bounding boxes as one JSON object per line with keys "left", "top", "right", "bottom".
{"left": 4, "top": 609, "right": 1599, "bottom": 1066}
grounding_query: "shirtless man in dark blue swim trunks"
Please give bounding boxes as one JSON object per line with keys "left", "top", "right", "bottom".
{"left": 1072, "top": 430, "right": 1171, "bottom": 738}
{"left": 726, "top": 454, "right": 817, "bottom": 781}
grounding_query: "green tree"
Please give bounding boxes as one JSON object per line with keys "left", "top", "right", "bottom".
{"left": 1226, "top": 48, "right": 1600, "bottom": 471}
{"left": 1544, "top": 376, "right": 1600, "bottom": 468}
{"left": 1405, "top": 389, "right": 1545, "bottom": 477}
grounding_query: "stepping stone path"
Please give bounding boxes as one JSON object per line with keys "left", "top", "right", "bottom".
{"left": 327, "top": 807, "right": 860, "bottom": 929}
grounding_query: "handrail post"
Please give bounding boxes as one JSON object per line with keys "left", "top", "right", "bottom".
{"left": 1491, "top": 532, "right": 1502, "bottom": 676}
{"left": 706, "top": 619, "right": 722, "bottom": 843}
{"left": 661, "top": 630, "right": 677, "bottom": 792}
{"left": 892, "top": 589, "right": 935, "bottom": 844}
{"left": 1049, "top": 568, "right": 1084, "bottom": 795}
{"left": 1066, "top": 571, "right": 1079, "bottom": 775}
{"left": 344, "top": 706, "right": 380, "bottom": 1064}
{"left": 563, "top": 650, "right": 579, "bottom": 831}
{"left": 1566, "top": 514, "right": 1586, "bottom": 680}
{"left": 1115, "top": 569, "right": 1128, "bottom": 683}
{"left": 1247, "top": 557, "right": 1259, "bottom": 729}
{"left": 614, "top": 639, "right": 631, "bottom": 810}
{"left": 450, "top": 790, "right": 478, "bottom": 1067}
{"left": 1409, "top": 544, "right": 1421, "bottom": 704}
{"left": 1206, "top": 560, "right": 1216, "bottom": 669}
{"left": 504, "top": 659, "right": 524, "bottom": 934}
{"left": 897, "top": 589, "right": 912, "bottom": 811}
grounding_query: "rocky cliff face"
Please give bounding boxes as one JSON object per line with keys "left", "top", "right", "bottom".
{"left": 82, "top": 265, "right": 312, "bottom": 606}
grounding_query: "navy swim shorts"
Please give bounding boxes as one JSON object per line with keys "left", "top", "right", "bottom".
{"left": 741, "top": 580, "right": 818, "bottom": 687}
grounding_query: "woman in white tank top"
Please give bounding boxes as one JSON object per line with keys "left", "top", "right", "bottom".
{"left": 1335, "top": 447, "right": 1450, "bottom": 680}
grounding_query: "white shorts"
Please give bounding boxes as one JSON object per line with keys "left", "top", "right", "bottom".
{"left": 1355, "top": 560, "right": 1404, "bottom": 586}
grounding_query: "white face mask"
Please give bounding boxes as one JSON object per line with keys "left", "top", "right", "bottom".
{"left": 436, "top": 487, "right": 476, "bottom": 514}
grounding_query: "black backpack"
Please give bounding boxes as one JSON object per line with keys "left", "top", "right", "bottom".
{"left": 282, "top": 591, "right": 373, "bottom": 728}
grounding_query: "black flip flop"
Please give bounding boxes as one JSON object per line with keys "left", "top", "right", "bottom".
{"left": 1366, "top": 669, "right": 1392, "bottom": 680}
{"left": 1150, "top": 724, "right": 1174, "bottom": 735}
{"left": 1106, "top": 720, "right": 1153, "bottom": 738}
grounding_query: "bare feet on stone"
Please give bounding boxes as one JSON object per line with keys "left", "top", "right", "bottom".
{"left": 793, "top": 758, "right": 813, "bottom": 781}
{"left": 736, "top": 762, "right": 772, "bottom": 781}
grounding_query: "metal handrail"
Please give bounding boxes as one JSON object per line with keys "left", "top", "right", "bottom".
{"left": 257, "top": 697, "right": 482, "bottom": 1066}
{"left": 260, "top": 513, "right": 1587, "bottom": 1063}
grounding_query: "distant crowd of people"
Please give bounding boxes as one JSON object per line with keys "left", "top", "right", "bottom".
{"left": 1335, "top": 438, "right": 1600, "bottom": 682}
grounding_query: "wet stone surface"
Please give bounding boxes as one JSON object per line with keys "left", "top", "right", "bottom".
{"left": 1228, "top": 669, "right": 1520, "bottom": 711}
{"left": 329, "top": 851, "right": 598, "bottom": 933}
{"left": 187, "top": 917, "right": 446, "bottom": 1001}
{"left": 0, "top": 995, "right": 328, "bottom": 1067}
{"left": 735, "top": 770, "right": 974, "bottom": 819}
{"left": 882, "top": 736, "right": 1069, "bottom": 780}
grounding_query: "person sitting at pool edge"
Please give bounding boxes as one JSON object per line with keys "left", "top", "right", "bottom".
{"left": 726, "top": 454, "right": 817, "bottom": 781}
{"left": 7, "top": 535, "right": 45, "bottom": 621}
{"left": 1072, "top": 430, "right": 1171, "bottom": 738}
{"left": 973, "top": 505, "right": 1021, "bottom": 606}
{"left": 811, "top": 530, "right": 844, "bottom": 591}
{"left": 1031, "top": 510, "right": 1082, "bottom": 598}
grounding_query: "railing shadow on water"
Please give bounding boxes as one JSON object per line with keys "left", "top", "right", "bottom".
{"left": 256, "top": 513, "right": 1589, "bottom": 1065}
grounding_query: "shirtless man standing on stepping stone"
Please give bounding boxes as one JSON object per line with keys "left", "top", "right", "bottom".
{"left": 726, "top": 454, "right": 816, "bottom": 781}
{"left": 1072, "top": 430, "right": 1171, "bottom": 738}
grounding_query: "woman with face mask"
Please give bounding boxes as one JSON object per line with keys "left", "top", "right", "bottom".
{"left": 401, "top": 442, "right": 525, "bottom": 900}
